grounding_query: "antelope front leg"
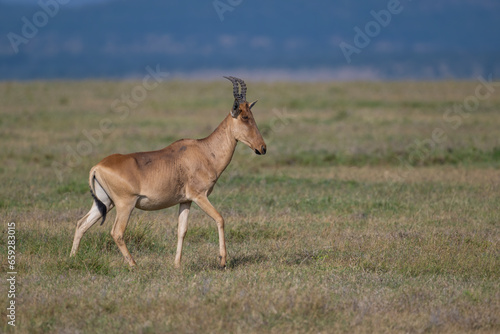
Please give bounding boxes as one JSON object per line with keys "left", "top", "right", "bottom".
{"left": 193, "top": 196, "right": 227, "bottom": 268}
{"left": 174, "top": 201, "right": 192, "bottom": 268}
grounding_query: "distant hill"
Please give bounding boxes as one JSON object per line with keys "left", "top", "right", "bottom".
{"left": 0, "top": 0, "right": 499, "bottom": 80}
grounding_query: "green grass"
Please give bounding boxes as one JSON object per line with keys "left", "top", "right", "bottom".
{"left": 1, "top": 80, "right": 499, "bottom": 333}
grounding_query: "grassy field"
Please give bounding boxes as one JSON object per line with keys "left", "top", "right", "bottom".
{"left": 1, "top": 80, "right": 499, "bottom": 333}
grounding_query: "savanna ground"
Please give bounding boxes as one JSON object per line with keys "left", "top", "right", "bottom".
{"left": 1, "top": 79, "right": 499, "bottom": 333}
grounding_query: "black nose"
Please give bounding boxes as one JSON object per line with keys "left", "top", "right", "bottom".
{"left": 255, "top": 145, "right": 266, "bottom": 155}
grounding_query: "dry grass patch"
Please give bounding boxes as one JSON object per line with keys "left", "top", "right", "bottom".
{"left": 1, "top": 80, "right": 499, "bottom": 333}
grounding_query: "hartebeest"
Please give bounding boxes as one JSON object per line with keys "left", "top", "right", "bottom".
{"left": 70, "top": 76, "right": 266, "bottom": 268}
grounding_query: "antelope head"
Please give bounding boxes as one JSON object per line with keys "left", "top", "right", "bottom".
{"left": 224, "top": 76, "right": 267, "bottom": 155}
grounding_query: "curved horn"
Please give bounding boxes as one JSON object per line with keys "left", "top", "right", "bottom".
{"left": 223, "top": 76, "right": 241, "bottom": 101}
{"left": 235, "top": 77, "right": 247, "bottom": 101}
{"left": 223, "top": 76, "right": 247, "bottom": 102}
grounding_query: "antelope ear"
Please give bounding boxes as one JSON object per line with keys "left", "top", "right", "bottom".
{"left": 231, "top": 99, "right": 241, "bottom": 118}
{"left": 249, "top": 100, "right": 258, "bottom": 109}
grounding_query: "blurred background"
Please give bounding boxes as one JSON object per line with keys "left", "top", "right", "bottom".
{"left": 0, "top": 0, "right": 499, "bottom": 81}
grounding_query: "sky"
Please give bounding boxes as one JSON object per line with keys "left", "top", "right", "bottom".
{"left": 1, "top": 0, "right": 499, "bottom": 80}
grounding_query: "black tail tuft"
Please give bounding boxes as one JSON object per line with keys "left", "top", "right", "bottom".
{"left": 90, "top": 190, "right": 107, "bottom": 225}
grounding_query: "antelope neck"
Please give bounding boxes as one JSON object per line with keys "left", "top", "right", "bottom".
{"left": 201, "top": 114, "right": 237, "bottom": 177}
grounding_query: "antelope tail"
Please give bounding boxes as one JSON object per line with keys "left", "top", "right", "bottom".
{"left": 89, "top": 169, "right": 108, "bottom": 226}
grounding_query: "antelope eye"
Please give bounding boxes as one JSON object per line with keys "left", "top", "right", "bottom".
{"left": 242, "top": 115, "right": 249, "bottom": 121}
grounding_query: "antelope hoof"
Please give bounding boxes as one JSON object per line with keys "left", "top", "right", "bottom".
{"left": 219, "top": 256, "right": 226, "bottom": 269}
{"left": 126, "top": 257, "right": 137, "bottom": 267}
